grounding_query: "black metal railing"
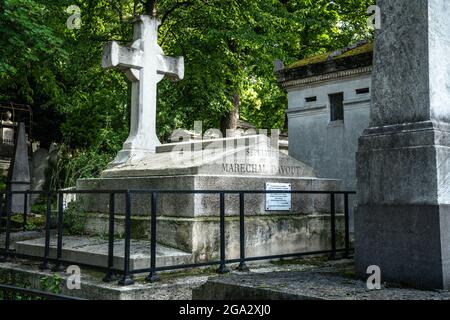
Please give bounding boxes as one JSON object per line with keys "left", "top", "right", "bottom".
{"left": 0, "top": 189, "right": 356, "bottom": 286}
{"left": 0, "top": 284, "right": 85, "bottom": 300}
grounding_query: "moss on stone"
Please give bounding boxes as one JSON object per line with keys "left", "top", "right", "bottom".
{"left": 338, "top": 42, "right": 373, "bottom": 59}
{"left": 156, "top": 267, "right": 217, "bottom": 281}
{"left": 270, "top": 256, "right": 329, "bottom": 266}
{"left": 288, "top": 42, "right": 373, "bottom": 69}
{"left": 288, "top": 52, "right": 330, "bottom": 69}
{"left": 339, "top": 269, "right": 358, "bottom": 280}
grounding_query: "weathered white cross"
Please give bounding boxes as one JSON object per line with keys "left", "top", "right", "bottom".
{"left": 102, "top": 15, "right": 184, "bottom": 166}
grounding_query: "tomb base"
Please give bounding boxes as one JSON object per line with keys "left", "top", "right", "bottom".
{"left": 84, "top": 211, "right": 345, "bottom": 262}
{"left": 355, "top": 122, "right": 450, "bottom": 289}
{"left": 355, "top": 204, "right": 450, "bottom": 289}
{"left": 76, "top": 135, "right": 345, "bottom": 263}
{"left": 77, "top": 175, "right": 345, "bottom": 262}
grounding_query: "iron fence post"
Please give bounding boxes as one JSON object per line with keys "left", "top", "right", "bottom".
{"left": 145, "top": 192, "right": 159, "bottom": 282}
{"left": 103, "top": 193, "right": 117, "bottom": 282}
{"left": 0, "top": 193, "right": 3, "bottom": 219}
{"left": 217, "top": 192, "right": 230, "bottom": 274}
{"left": 119, "top": 191, "right": 134, "bottom": 286}
{"left": 330, "top": 192, "right": 337, "bottom": 260}
{"left": 237, "top": 192, "right": 249, "bottom": 272}
{"left": 22, "top": 192, "right": 28, "bottom": 232}
{"left": 39, "top": 192, "right": 52, "bottom": 270}
{"left": 52, "top": 192, "right": 65, "bottom": 271}
{"left": 0, "top": 192, "right": 12, "bottom": 262}
{"left": 344, "top": 193, "right": 350, "bottom": 258}
{"left": 0, "top": 194, "right": 3, "bottom": 262}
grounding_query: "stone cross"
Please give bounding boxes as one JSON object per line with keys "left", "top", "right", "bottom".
{"left": 102, "top": 15, "right": 184, "bottom": 166}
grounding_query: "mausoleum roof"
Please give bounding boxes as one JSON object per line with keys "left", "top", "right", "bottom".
{"left": 288, "top": 42, "right": 373, "bottom": 69}
{"left": 276, "top": 41, "right": 373, "bottom": 88}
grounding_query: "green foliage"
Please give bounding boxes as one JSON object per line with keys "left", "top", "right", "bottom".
{"left": 40, "top": 274, "right": 63, "bottom": 294}
{"left": 62, "top": 200, "right": 87, "bottom": 235}
{"left": 0, "top": 214, "right": 46, "bottom": 231}
{"left": 155, "top": 0, "right": 375, "bottom": 132}
{"left": 31, "top": 202, "right": 47, "bottom": 216}
{"left": 0, "top": 270, "right": 35, "bottom": 300}
{"left": 0, "top": 177, "right": 6, "bottom": 190}
{"left": 0, "top": 0, "right": 66, "bottom": 102}
{"left": 48, "top": 142, "right": 115, "bottom": 190}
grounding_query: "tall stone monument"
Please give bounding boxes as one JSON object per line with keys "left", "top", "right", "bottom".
{"left": 355, "top": 0, "right": 450, "bottom": 289}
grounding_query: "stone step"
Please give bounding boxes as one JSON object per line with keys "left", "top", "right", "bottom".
{"left": 14, "top": 236, "right": 193, "bottom": 271}
{"left": 0, "top": 231, "right": 43, "bottom": 250}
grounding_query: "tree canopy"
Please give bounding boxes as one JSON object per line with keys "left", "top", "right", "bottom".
{"left": 0, "top": 0, "right": 374, "bottom": 183}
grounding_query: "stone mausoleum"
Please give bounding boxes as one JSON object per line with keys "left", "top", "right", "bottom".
{"left": 276, "top": 41, "right": 373, "bottom": 194}
{"left": 276, "top": 41, "right": 373, "bottom": 233}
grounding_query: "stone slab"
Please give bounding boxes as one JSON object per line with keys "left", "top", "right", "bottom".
{"left": 0, "top": 231, "right": 43, "bottom": 250}
{"left": 356, "top": 126, "right": 450, "bottom": 289}
{"left": 101, "top": 135, "right": 316, "bottom": 178}
{"left": 14, "top": 236, "right": 192, "bottom": 271}
{"left": 192, "top": 263, "right": 450, "bottom": 300}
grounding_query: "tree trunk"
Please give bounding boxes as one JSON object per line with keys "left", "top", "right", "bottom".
{"left": 220, "top": 94, "right": 240, "bottom": 137}
{"left": 144, "top": 0, "right": 157, "bottom": 16}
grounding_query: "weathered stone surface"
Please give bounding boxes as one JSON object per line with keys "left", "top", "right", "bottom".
{"left": 78, "top": 175, "right": 344, "bottom": 262}
{"left": 355, "top": 0, "right": 450, "bottom": 289}
{"left": 0, "top": 231, "right": 42, "bottom": 250}
{"left": 15, "top": 236, "right": 192, "bottom": 270}
{"left": 8, "top": 123, "right": 30, "bottom": 214}
{"left": 76, "top": 133, "right": 343, "bottom": 263}
{"left": 193, "top": 262, "right": 450, "bottom": 300}
{"left": 187, "top": 214, "right": 345, "bottom": 262}
{"left": 78, "top": 175, "right": 339, "bottom": 216}
{"left": 84, "top": 212, "right": 345, "bottom": 262}
{"left": 370, "top": 0, "right": 450, "bottom": 127}
{"left": 101, "top": 135, "right": 316, "bottom": 178}
{"left": 355, "top": 204, "right": 450, "bottom": 289}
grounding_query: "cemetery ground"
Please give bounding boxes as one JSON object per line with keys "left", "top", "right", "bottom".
{"left": 2, "top": 250, "right": 450, "bottom": 300}
{"left": 4, "top": 0, "right": 450, "bottom": 304}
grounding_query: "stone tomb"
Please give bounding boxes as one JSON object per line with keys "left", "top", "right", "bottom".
{"left": 74, "top": 135, "right": 344, "bottom": 263}
{"left": 15, "top": 15, "right": 344, "bottom": 270}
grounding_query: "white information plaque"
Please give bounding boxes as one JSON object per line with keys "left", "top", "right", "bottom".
{"left": 265, "top": 182, "right": 291, "bottom": 211}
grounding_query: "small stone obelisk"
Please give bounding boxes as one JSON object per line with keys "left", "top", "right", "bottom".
{"left": 7, "top": 123, "right": 30, "bottom": 214}
{"left": 355, "top": 0, "right": 450, "bottom": 289}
